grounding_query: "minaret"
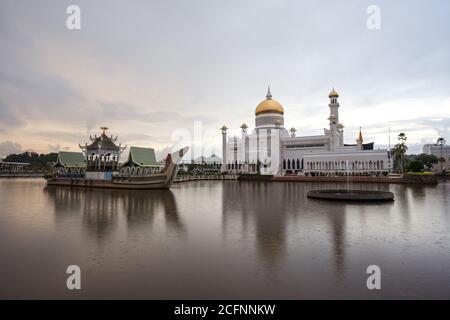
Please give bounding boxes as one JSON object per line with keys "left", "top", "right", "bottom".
{"left": 328, "top": 88, "right": 340, "bottom": 151}
{"left": 328, "top": 88, "right": 340, "bottom": 127}
{"left": 221, "top": 125, "right": 228, "bottom": 171}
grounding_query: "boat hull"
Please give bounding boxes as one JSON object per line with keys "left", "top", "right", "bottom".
{"left": 47, "top": 176, "right": 171, "bottom": 189}
{"left": 45, "top": 147, "right": 187, "bottom": 190}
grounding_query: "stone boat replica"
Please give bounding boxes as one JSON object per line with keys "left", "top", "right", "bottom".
{"left": 45, "top": 127, "right": 188, "bottom": 189}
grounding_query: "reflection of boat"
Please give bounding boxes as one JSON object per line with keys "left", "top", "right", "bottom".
{"left": 45, "top": 186, "right": 185, "bottom": 236}
{"left": 45, "top": 127, "right": 188, "bottom": 189}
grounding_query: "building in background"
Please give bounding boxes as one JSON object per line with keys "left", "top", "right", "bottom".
{"left": 423, "top": 143, "right": 450, "bottom": 172}
{"left": 221, "top": 88, "right": 391, "bottom": 176}
{"left": 179, "top": 154, "right": 222, "bottom": 175}
{"left": 0, "top": 160, "right": 30, "bottom": 175}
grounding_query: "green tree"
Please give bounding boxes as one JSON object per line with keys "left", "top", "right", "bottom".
{"left": 408, "top": 160, "right": 424, "bottom": 172}
{"left": 415, "top": 153, "right": 439, "bottom": 170}
{"left": 3, "top": 151, "right": 58, "bottom": 171}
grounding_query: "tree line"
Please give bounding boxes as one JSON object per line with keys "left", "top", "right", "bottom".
{"left": 2, "top": 152, "right": 58, "bottom": 171}
{"left": 392, "top": 134, "right": 447, "bottom": 173}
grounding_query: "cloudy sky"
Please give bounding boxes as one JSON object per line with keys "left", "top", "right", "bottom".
{"left": 1, "top": 0, "right": 449, "bottom": 158}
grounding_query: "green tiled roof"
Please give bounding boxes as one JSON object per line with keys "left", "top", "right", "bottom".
{"left": 55, "top": 151, "right": 85, "bottom": 168}
{"left": 124, "top": 146, "right": 159, "bottom": 167}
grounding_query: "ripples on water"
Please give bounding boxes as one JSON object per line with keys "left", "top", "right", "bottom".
{"left": 0, "top": 178, "right": 449, "bottom": 299}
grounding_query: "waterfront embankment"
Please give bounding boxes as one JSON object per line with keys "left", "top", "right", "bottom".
{"left": 174, "top": 174, "right": 238, "bottom": 183}
{"left": 0, "top": 173, "right": 44, "bottom": 178}
{"left": 175, "top": 173, "right": 440, "bottom": 184}
{"left": 272, "top": 173, "right": 438, "bottom": 184}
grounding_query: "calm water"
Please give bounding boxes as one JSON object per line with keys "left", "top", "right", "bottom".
{"left": 0, "top": 178, "right": 449, "bottom": 299}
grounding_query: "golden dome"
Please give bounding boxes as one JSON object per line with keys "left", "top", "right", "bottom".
{"left": 255, "top": 87, "right": 284, "bottom": 116}
{"left": 329, "top": 88, "right": 339, "bottom": 98}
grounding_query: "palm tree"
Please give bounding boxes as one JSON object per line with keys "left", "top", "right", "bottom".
{"left": 393, "top": 143, "right": 408, "bottom": 173}
{"left": 398, "top": 132, "right": 407, "bottom": 144}
{"left": 395, "top": 133, "right": 408, "bottom": 173}
{"left": 436, "top": 137, "right": 446, "bottom": 173}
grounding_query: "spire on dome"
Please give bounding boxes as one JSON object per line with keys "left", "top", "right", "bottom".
{"left": 358, "top": 127, "right": 363, "bottom": 143}
{"left": 266, "top": 85, "right": 272, "bottom": 100}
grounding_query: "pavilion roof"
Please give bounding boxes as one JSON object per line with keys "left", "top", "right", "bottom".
{"left": 54, "top": 151, "right": 85, "bottom": 168}
{"left": 122, "top": 146, "right": 159, "bottom": 167}
{"left": 86, "top": 133, "right": 120, "bottom": 151}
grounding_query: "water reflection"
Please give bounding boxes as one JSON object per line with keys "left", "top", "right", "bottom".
{"left": 327, "top": 204, "right": 347, "bottom": 274}
{"left": 44, "top": 186, "right": 185, "bottom": 238}
{"left": 221, "top": 182, "right": 399, "bottom": 275}
{"left": 2, "top": 179, "right": 450, "bottom": 298}
{"left": 222, "top": 182, "right": 288, "bottom": 267}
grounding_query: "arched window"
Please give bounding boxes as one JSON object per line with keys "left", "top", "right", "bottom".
{"left": 297, "top": 159, "right": 300, "bottom": 170}
{"left": 283, "top": 159, "right": 286, "bottom": 169}
{"left": 287, "top": 159, "right": 291, "bottom": 170}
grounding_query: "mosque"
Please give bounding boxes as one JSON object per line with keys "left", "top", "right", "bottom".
{"left": 221, "top": 88, "right": 392, "bottom": 176}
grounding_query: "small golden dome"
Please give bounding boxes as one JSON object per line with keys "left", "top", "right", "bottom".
{"left": 329, "top": 88, "right": 339, "bottom": 98}
{"left": 255, "top": 87, "right": 284, "bottom": 116}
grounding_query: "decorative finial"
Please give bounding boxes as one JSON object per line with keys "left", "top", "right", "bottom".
{"left": 100, "top": 126, "right": 108, "bottom": 134}
{"left": 358, "top": 127, "right": 363, "bottom": 143}
{"left": 329, "top": 88, "right": 339, "bottom": 98}
{"left": 221, "top": 125, "right": 228, "bottom": 132}
{"left": 266, "top": 85, "right": 272, "bottom": 100}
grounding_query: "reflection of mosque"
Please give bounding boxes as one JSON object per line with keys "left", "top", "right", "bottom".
{"left": 222, "top": 181, "right": 287, "bottom": 266}
{"left": 221, "top": 181, "right": 349, "bottom": 272}
{"left": 44, "top": 187, "right": 184, "bottom": 239}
